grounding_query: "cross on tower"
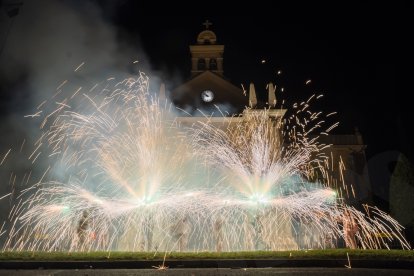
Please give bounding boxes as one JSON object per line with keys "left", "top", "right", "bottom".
{"left": 203, "top": 20, "right": 212, "bottom": 29}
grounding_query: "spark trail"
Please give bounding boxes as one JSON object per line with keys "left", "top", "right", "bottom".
{"left": 1, "top": 73, "right": 410, "bottom": 252}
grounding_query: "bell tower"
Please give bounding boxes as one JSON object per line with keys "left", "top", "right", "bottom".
{"left": 190, "top": 20, "right": 224, "bottom": 77}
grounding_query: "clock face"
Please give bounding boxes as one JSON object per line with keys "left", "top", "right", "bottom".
{"left": 201, "top": 90, "right": 214, "bottom": 102}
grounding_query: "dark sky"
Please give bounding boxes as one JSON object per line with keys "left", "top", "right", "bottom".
{"left": 0, "top": 0, "right": 412, "bottom": 163}
{"left": 104, "top": 1, "right": 413, "bottom": 162}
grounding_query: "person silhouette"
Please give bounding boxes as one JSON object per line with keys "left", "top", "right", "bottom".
{"left": 343, "top": 209, "right": 358, "bottom": 249}
{"left": 77, "top": 210, "right": 89, "bottom": 248}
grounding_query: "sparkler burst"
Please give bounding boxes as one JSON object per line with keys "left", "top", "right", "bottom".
{"left": 1, "top": 72, "right": 410, "bottom": 252}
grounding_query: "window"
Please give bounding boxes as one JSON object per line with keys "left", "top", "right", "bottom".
{"left": 209, "top": 58, "right": 217, "bottom": 70}
{"left": 197, "top": 58, "right": 206, "bottom": 70}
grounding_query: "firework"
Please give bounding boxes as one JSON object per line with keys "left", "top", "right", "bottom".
{"left": 1, "top": 72, "right": 410, "bottom": 252}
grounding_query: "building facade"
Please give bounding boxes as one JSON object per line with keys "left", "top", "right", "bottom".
{"left": 169, "top": 21, "right": 371, "bottom": 204}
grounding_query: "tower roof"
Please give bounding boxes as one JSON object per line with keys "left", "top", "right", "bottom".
{"left": 197, "top": 30, "right": 217, "bottom": 44}
{"left": 197, "top": 20, "right": 217, "bottom": 44}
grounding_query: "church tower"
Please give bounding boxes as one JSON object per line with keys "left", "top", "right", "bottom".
{"left": 190, "top": 20, "right": 224, "bottom": 77}
{"left": 171, "top": 20, "right": 246, "bottom": 115}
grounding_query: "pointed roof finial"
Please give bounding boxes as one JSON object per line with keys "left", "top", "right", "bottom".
{"left": 268, "top": 82, "right": 277, "bottom": 108}
{"left": 249, "top": 83, "right": 257, "bottom": 108}
{"left": 354, "top": 126, "right": 363, "bottom": 145}
{"left": 203, "top": 20, "right": 212, "bottom": 30}
{"left": 159, "top": 83, "right": 166, "bottom": 102}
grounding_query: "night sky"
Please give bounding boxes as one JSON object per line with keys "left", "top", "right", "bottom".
{"left": 0, "top": 1, "right": 413, "bottom": 187}
{"left": 105, "top": 1, "right": 413, "bottom": 162}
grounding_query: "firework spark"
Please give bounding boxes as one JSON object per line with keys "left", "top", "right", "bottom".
{"left": 1, "top": 72, "right": 410, "bottom": 252}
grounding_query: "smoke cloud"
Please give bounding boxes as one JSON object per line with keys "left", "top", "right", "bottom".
{"left": 0, "top": 0, "right": 161, "bottom": 229}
